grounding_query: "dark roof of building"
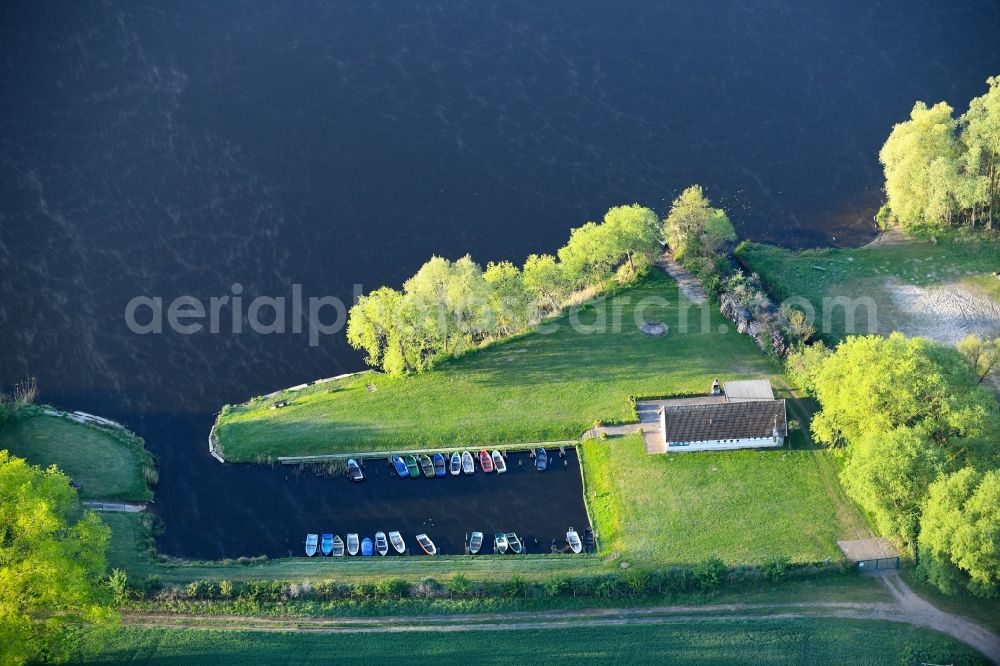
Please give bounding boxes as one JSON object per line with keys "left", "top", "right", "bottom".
{"left": 659, "top": 400, "right": 787, "bottom": 443}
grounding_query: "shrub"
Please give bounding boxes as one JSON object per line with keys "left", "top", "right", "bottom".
{"left": 623, "top": 569, "right": 651, "bottom": 596}
{"left": 694, "top": 556, "right": 727, "bottom": 590}
{"left": 446, "top": 574, "right": 472, "bottom": 598}
{"left": 218, "top": 580, "right": 233, "bottom": 598}
{"left": 661, "top": 566, "right": 696, "bottom": 593}
{"left": 107, "top": 568, "right": 129, "bottom": 605}
{"left": 543, "top": 575, "right": 571, "bottom": 597}
{"left": 762, "top": 555, "right": 791, "bottom": 581}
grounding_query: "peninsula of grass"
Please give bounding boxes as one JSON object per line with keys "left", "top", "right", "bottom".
{"left": 0, "top": 407, "right": 155, "bottom": 501}
{"left": 214, "top": 272, "right": 776, "bottom": 460}
{"left": 68, "top": 618, "right": 987, "bottom": 665}
{"left": 736, "top": 233, "right": 1000, "bottom": 343}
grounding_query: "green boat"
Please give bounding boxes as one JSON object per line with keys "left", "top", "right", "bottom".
{"left": 419, "top": 454, "right": 435, "bottom": 477}
{"left": 404, "top": 455, "right": 420, "bottom": 478}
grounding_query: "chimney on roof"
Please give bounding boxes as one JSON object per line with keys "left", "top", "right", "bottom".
{"left": 711, "top": 379, "right": 721, "bottom": 395}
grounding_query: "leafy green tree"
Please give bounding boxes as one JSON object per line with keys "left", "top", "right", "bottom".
{"left": 956, "top": 335, "right": 1000, "bottom": 384}
{"left": 879, "top": 101, "right": 962, "bottom": 229}
{"left": 601, "top": 204, "right": 662, "bottom": 278}
{"left": 840, "top": 427, "right": 944, "bottom": 553}
{"left": 918, "top": 467, "right": 1000, "bottom": 597}
{"left": 0, "top": 451, "right": 114, "bottom": 664}
{"left": 484, "top": 261, "right": 533, "bottom": 337}
{"left": 522, "top": 253, "right": 568, "bottom": 313}
{"left": 557, "top": 221, "right": 615, "bottom": 288}
{"left": 960, "top": 76, "right": 1000, "bottom": 229}
{"left": 346, "top": 286, "right": 405, "bottom": 371}
{"left": 663, "top": 185, "right": 735, "bottom": 264}
{"left": 784, "top": 341, "right": 832, "bottom": 394}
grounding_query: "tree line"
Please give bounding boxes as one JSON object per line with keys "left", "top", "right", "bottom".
{"left": 788, "top": 333, "right": 1000, "bottom": 598}
{"left": 348, "top": 188, "right": 736, "bottom": 375}
{"left": 879, "top": 75, "right": 1000, "bottom": 232}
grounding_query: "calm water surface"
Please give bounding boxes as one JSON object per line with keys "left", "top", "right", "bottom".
{"left": 1, "top": 1, "right": 998, "bottom": 558}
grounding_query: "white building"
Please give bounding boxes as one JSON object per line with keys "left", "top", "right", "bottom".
{"left": 657, "top": 394, "right": 787, "bottom": 452}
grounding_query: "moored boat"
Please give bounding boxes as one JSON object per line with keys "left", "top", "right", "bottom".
{"left": 391, "top": 454, "right": 409, "bottom": 477}
{"left": 450, "top": 451, "right": 462, "bottom": 476}
{"left": 305, "top": 533, "right": 319, "bottom": 557}
{"left": 536, "top": 447, "right": 548, "bottom": 471}
{"left": 347, "top": 458, "right": 364, "bottom": 482}
{"left": 419, "top": 454, "right": 435, "bottom": 477}
{"left": 433, "top": 453, "right": 446, "bottom": 477}
{"left": 415, "top": 533, "right": 437, "bottom": 555}
{"left": 332, "top": 534, "right": 345, "bottom": 557}
{"left": 320, "top": 533, "right": 334, "bottom": 556}
{"left": 405, "top": 455, "right": 420, "bottom": 477}
{"left": 375, "top": 531, "right": 389, "bottom": 556}
{"left": 479, "top": 450, "right": 494, "bottom": 472}
{"left": 492, "top": 450, "right": 507, "bottom": 474}
{"left": 347, "top": 533, "right": 360, "bottom": 556}
{"left": 462, "top": 450, "right": 475, "bottom": 474}
{"left": 468, "top": 531, "right": 484, "bottom": 555}
{"left": 361, "top": 537, "right": 374, "bottom": 557}
{"left": 505, "top": 532, "right": 523, "bottom": 554}
{"left": 494, "top": 532, "right": 508, "bottom": 554}
{"left": 388, "top": 530, "right": 405, "bottom": 554}
{"left": 567, "top": 527, "right": 583, "bottom": 554}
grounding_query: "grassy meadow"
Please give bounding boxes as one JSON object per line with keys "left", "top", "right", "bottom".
{"left": 0, "top": 409, "right": 155, "bottom": 501}
{"left": 214, "top": 272, "right": 776, "bottom": 460}
{"left": 67, "top": 619, "right": 987, "bottom": 665}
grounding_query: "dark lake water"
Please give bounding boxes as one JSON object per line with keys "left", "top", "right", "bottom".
{"left": 1, "top": 1, "right": 999, "bottom": 559}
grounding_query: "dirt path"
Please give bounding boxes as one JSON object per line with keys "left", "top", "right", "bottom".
{"left": 82, "top": 500, "right": 146, "bottom": 513}
{"left": 123, "top": 579, "right": 1000, "bottom": 663}
{"left": 655, "top": 252, "right": 707, "bottom": 305}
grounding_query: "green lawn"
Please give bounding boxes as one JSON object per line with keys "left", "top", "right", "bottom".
{"left": 67, "top": 619, "right": 986, "bottom": 665}
{"left": 582, "top": 434, "right": 871, "bottom": 566}
{"left": 0, "top": 409, "right": 154, "bottom": 501}
{"left": 214, "top": 272, "right": 776, "bottom": 460}
{"left": 736, "top": 235, "right": 1000, "bottom": 343}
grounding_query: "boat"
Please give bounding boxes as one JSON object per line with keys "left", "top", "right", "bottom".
{"left": 494, "top": 532, "right": 508, "bottom": 554}
{"left": 418, "top": 454, "right": 435, "bottom": 477}
{"left": 462, "top": 450, "right": 475, "bottom": 475}
{"left": 450, "top": 451, "right": 462, "bottom": 476}
{"left": 388, "top": 530, "right": 405, "bottom": 554}
{"left": 347, "top": 458, "right": 364, "bottom": 482}
{"left": 467, "top": 531, "right": 484, "bottom": 555}
{"left": 479, "top": 450, "right": 494, "bottom": 472}
{"left": 361, "top": 537, "right": 374, "bottom": 556}
{"left": 536, "top": 447, "right": 548, "bottom": 471}
{"left": 433, "top": 453, "right": 446, "bottom": 477}
{"left": 346, "top": 533, "right": 360, "bottom": 556}
{"left": 505, "top": 532, "right": 523, "bottom": 554}
{"left": 404, "top": 455, "right": 420, "bottom": 477}
{"left": 415, "top": 533, "right": 437, "bottom": 555}
{"left": 567, "top": 527, "right": 583, "bottom": 554}
{"left": 305, "top": 533, "right": 319, "bottom": 557}
{"left": 320, "top": 533, "right": 334, "bottom": 557}
{"left": 391, "top": 454, "right": 409, "bottom": 478}
{"left": 375, "top": 531, "right": 389, "bottom": 556}
{"left": 331, "top": 535, "right": 345, "bottom": 557}
{"left": 492, "top": 450, "right": 507, "bottom": 474}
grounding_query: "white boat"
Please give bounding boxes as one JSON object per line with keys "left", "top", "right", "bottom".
{"left": 492, "top": 450, "right": 507, "bottom": 474}
{"left": 347, "top": 458, "right": 364, "bottom": 482}
{"left": 450, "top": 451, "right": 462, "bottom": 476}
{"left": 566, "top": 527, "right": 583, "bottom": 554}
{"left": 468, "top": 531, "right": 484, "bottom": 555}
{"left": 305, "top": 533, "right": 319, "bottom": 557}
{"left": 494, "top": 532, "right": 508, "bottom": 554}
{"left": 346, "top": 533, "right": 360, "bottom": 556}
{"left": 505, "top": 532, "right": 523, "bottom": 554}
{"left": 388, "top": 530, "right": 405, "bottom": 554}
{"left": 415, "top": 533, "right": 437, "bottom": 555}
{"left": 331, "top": 534, "right": 345, "bottom": 557}
{"left": 462, "top": 450, "right": 475, "bottom": 475}
{"left": 375, "top": 531, "right": 389, "bottom": 556}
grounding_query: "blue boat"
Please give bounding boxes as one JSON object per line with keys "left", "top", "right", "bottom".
{"left": 536, "top": 447, "right": 548, "bottom": 471}
{"left": 320, "top": 533, "right": 334, "bottom": 556}
{"left": 391, "top": 454, "right": 409, "bottom": 478}
{"left": 433, "top": 453, "right": 446, "bottom": 477}
{"left": 361, "top": 537, "right": 374, "bottom": 556}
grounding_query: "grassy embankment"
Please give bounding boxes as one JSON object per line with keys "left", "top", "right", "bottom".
{"left": 213, "top": 271, "right": 775, "bottom": 460}
{"left": 0, "top": 407, "right": 155, "bottom": 501}
{"left": 66, "top": 619, "right": 987, "bottom": 665}
{"left": 736, "top": 234, "right": 1000, "bottom": 343}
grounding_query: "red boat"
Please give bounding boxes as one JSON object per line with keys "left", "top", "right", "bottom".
{"left": 479, "top": 450, "right": 494, "bottom": 472}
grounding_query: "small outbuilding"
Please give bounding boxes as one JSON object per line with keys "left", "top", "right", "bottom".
{"left": 722, "top": 379, "right": 775, "bottom": 402}
{"left": 658, "top": 399, "right": 787, "bottom": 452}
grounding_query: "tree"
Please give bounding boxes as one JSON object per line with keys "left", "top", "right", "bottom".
{"left": 601, "top": 204, "right": 662, "bottom": 278}
{"left": 483, "top": 261, "right": 533, "bottom": 337}
{"left": 918, "top": 467, "right": 1000, "bottom": 597}
{"left": 663, "top": 185, "right": 735, "bottom": 264}
{"left": 522, "top": 253, "right": 568, "bottom": 314}
{"left": 557, "top": 221, "right": 615, "bottom": 288}
{"left": 956, "top": 335, "right": 1000, "bottom": 384}
{"left": 0, "top": 451, "right": 114, "bottom": 664}
{"left": 346, "top": 286, "right": 404, "bottom": 370}
{"left": 960, "top": 76, "right": 1000, "bottom": 229}
{"left": 879, "top": 101, "right": 962, "bottom": 229}
{"left": 840, "top": 427, "right": 944, "bottom": 553}
{"left": 784, "top": 341, "right": 831, "bottom": 394}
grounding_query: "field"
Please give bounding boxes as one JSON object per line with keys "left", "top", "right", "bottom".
{"left": 0, "top": 409, "right": 155, "bottom": 501}
{"left": 66, "top": 619, "right": 986, "bottom": 665}
{"left": 214, "top": 272, "right": 776, "bottom": 460}
{"left": 737, "top": 234, "right": 1000, "bottom": 344}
